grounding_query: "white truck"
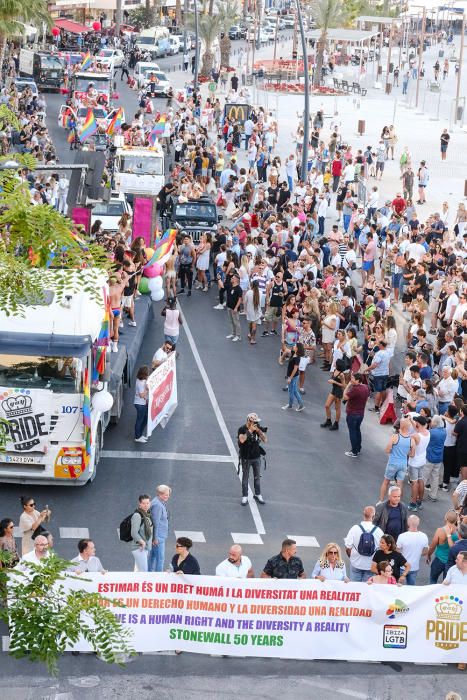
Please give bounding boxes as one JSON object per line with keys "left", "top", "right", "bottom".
{"left": 113, "top": 145, "right": 165, "bottom": 199}
{"left": 0, "top": 271, "right": 122, "bottom": 485}
{"left": 135, "top": 26, "right": 170, "bottom": 57}
{"left": 70, "top": 70, "right": 115, "bottom": 110}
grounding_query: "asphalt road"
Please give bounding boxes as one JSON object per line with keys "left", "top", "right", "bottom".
{"left": 1, "top": 51, "right": 467, "bottom": 696}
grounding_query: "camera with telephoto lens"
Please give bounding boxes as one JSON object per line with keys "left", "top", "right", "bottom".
{"left": 253, "top": 422, "right": 267, "bottom": 433}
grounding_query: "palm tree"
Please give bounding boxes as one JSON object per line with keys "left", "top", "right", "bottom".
{"left": 217, "top": 0, "right": 240, "bottom": 69}
{"left": 0, "top": 0, "right": 51, "bottom": 68}
{"left": 188, "top": 12, "right": 221, "bottom": 77}
{"left": 309, "top": 0, "right": 346, "bottom": 87}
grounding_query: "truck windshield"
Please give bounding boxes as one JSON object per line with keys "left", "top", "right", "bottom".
{"left": 0, "top": 354, "right": 83, "bottom": 393}
{"left": 74, "top": 77, "right": 110, "bottom": 92}
{"left": 41, "top": 56, "right": 63, "bottom": 70}
{"left": 120, "top": 155, "right": 163, "bottom": 176}
{"left": 137, "top": 37, "right": 155, "bottom": 45}
{"left": 175, "top": 203, "right": 216, "bottom": 222}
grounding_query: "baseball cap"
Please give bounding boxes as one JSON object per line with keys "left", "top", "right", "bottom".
{"left": 247, "top": 412, "right": 261, "bottom": 422}
{"left": 413, "top": 415, "right": 427, "bottom": 426}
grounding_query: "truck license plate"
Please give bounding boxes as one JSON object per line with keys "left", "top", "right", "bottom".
{"left": 3, "top": 455, "right": 36, "bottom": 464}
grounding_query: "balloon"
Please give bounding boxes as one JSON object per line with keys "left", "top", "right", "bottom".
{"left": 143, "top": 264, "right": 159, "bottom": 278}
{"left": 138, "top": 277, "right": 150, "bottom": 294}
{"left": 151, "top": 288, "right": 164, "bottom": 302}
{"left": 52, "top": 27, "right": 60, "bottom": 37}
{"left": 92, "top": 21, "right": 102, "bottom": 31}
{"left": 148, "top": 276, "right": 163, "bottom": 292}
{"left": 92, "top": 389, "right": 114, "bottom": 412}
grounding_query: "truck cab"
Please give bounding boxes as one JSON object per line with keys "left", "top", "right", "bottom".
{"left": 19, "top": 49, "right": 64, "bottom": 90}
{"left": 113, "top": 145, "right": 165, "bottom": 201}
{"left": 171, "top": 196, "right": 219, "bottom": 245}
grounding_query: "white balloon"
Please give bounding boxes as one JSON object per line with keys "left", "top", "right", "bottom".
{"left": 148, "top": 276, "right": 163, "bottom": 292}
{"left": 151, "top": 288, "right": 165, "bottom": 302}
{"left": 92, "top": 389, "right": 114, "bottom": 412}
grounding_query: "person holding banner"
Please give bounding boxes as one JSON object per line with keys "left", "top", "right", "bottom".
{"left": 312, "top": 543, "right": 350, "bottom": 582}
{"left": 134, "top": 365, "right": 149, "bottom": 443}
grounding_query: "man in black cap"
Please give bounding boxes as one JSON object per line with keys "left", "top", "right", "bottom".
{"left": 237, "top": 413, "right": 267, "bottom": 506}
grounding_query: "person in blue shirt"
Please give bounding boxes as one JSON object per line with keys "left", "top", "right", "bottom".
{"left": 422, "top": 415, "right": 447, "bottom": 502}
{"left": 418, "top": 352, "right": 433, "bottom": 380}
{"left": 148, "top": 485, "right": 171, "bottom": 572}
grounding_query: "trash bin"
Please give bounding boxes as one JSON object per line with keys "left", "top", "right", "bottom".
{"left": 358, "top": 119, "right": 365, "bottom": 135}
{"left": 439, "top": 50, "right": 444, "bottom": 57}
{"left": 389, "top": 62, "right": 394, "bottom": 74}
{"left": 457, "top": 106, "right": 464, "bottom": 121}
{"left": 385, "top": 82, "right": 392, "bottom": 95}
{"left": 377, "top": 65, "right": 382, "bottom": 76}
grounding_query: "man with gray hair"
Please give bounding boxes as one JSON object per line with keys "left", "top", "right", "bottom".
{"left": 396, "top": 515, "right": 428, "bottom": 585}
{"left": 373, "top": 486, "right": 409, "bottom": 542}
{"left": 422, "top": 414, "right": 447, "bottom": 502}
{"left": 148, "top": 485, "right": 171, "bottom": 572}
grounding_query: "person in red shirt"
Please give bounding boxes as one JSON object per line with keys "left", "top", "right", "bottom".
{"left": 331, "top": 155, "right": 343, "bottom": 192}
{"left": 343, "top": 373, "right": 370, "bottom": 457}
{"left": 392, "top": 193, "right": 407, "bottom": 216}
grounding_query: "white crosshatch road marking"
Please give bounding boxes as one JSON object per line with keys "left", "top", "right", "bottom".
{"left": 231, "top": 533, "right": 264, "bottom": 544}
{"left": 102, "top": 450, "right": 232, "bottom": 462}
{"left": 286, "top": 535, "right": 320, "bottom": 547}
{"left": 59, "top": 527, "right": 90, "bottom": 539}
{"left": 174, "top": 530, "right": 206, "bottom": 543}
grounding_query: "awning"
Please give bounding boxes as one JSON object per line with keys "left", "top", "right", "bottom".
{"left": 54, "top": 18, "right": 92, "bottom": 34}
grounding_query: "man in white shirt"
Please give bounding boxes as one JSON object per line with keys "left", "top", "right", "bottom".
{"left": 19, "top": 535, "right": 50, "bottom": 568}
{"left": 344, "top": 506, "right": 383, "bottom": 582}
{"left": 445, "top": 284, "right": 460, "bottom": 325}
{"left": 152, "top": 341, "right": 174, "bottom": 369}
{"left": 317, "top": 195, "right": 328, "bottom": 237}
{"left": 71, "top": 539, "right": 106, "bottom": 574}
{"left": 396, "top": 515, "right": 428, "bottom": 585}
{"left": 216, "top": 545, "right": 254, "bottom": 578}
{"left": 444, "top": 550, "right": 467, "bottom": 586}
{"left": 406, "top": 236, "right": 426, "bottom": 264}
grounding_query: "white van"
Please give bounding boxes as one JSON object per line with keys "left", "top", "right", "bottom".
{"left": 136, "top": 26, "right": 170, "bottom": 58}
{"left": 134, "top": 61, "right": 161, "bottom": 88}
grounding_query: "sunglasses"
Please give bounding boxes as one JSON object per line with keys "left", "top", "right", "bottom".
{"left": 27, "top": 502, "right": 35, "bottom": 507}
{"left": 328, "top": 550, "right": 338, "bottom": 555}
{"left": 175, "top": 543, "right": 183, "bottom": 548}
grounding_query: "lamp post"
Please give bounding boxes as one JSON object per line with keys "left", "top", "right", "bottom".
{"left": 454, "top": 10, "right": 465, "bottom": 124}
{"left": 415, "top": 7, "right": 426, "bottom": 109}
{"left": 296, "top": 0, "right": 309, "bottom": 182}
{"left": 194, "top": 0, "right": 199, "bottom": 91}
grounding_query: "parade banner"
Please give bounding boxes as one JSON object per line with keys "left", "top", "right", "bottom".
{"left": 66, "top": 572, "right": 467, "bottom": 662}
{"left": 146, "top": 353, "right": 177, "bottom": 434}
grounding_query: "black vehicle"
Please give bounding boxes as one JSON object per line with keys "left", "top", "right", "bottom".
{"left": 170, "top": 196, "right": 220, "bottom": 245}
{"left": 229, "top": 25, "right": 242, "bottom": 40}
{"left": 19, "top": 49, "right": 64, "bottom": 90}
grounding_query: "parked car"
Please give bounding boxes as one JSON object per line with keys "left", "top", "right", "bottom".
{"left": 134, "top": 61, "right": 161, "bottom": 88}
{"left": 144, "top": 70, "right": 171, "bottom": 96}
{"left": 90, "top": 192, "right": 132, "bottom": 233}
{"left": 96, "top": 48, "right": 125, "bottom": 68}
{"left": 229, "top": 25, "right": 243, "bottom": 40}
{"left": 14, "top": 78, "right": 38, "bottom": 97}
{"left": 282, "top": 17, "right": 295, "bottom": 27}
{"left": 167, "top": 36, "right": 182, "bottom": 55}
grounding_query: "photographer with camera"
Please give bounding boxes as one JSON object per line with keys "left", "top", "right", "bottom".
{"left": 237, "top": 413, "right": 267, "bottom": 506}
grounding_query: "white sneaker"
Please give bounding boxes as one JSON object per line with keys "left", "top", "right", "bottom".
{"left": 119, "top": 321, "right": 124, "bottom": 328}
{"left": 111, "top": 341, "right": 118, "bottom": 352}
{"left": 232, "top": 336, "right": 241, "bottom": 342}
{"left": 281, "top": 404, "right": 291, "bottom": 410}
{"left": 213, "top": 304, "right": 224, "bottom": 310}
{"left": 128, "top": 320, "right": 136, "bottom": 327}
{"left": 241, "top": 497, "right": 248, "bottom": 506}
{"left": 226, "top": 334, "right": 234, "bottom": 339}
{"left": 134, "top": 436, "right": 147, "bottom": 443}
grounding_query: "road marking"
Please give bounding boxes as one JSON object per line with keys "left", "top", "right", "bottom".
{"left": 231, "top": 533, "right": 264, "bottom": 544}
{"left": 178, "top": 304, "right": 265, "bottom": 535}
{"left": 2, "top": 636, "right": 10, "bottom": 651}
{"left": 59, "top": 527, "right": 90, "bottom": 539}
{"left": 287, "top": 535, "right": 320, "bottom": 547}
{"left": 299, "top": 680, "right": 368, "bottom": 699}
{"left": 102, "top": 450, "right": 232, "bottom": 462}
{"left": 174, "top": 530, "right": 206, "bottom": 542}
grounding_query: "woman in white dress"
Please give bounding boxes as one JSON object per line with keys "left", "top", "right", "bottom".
{"left": 245, "top": 280, "right": 262, "bottom": 345}
{"left": 195, "top": 233, "right": 211, "bottom": 292}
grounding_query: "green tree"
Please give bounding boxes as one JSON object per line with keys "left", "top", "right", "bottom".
{"left": 188, "top": 12, "right": 221, "bottom": 77}
{"left": 0, "top": 155, "right": 111, "bottom": 316}
{"left": 217, "top": 0, "right": 240, "bottom": 69}
{"left": 0, "top": 552, "right": 134, "bottom": 674}
{"left": 309, "top": 0, "right": 346, "bottom": 86}
{"left": 0, "top": 0, "right": 51, "bottom": 66}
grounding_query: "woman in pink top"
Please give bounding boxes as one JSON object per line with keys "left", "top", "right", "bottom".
{"left": 367, "top": 560, "right": 398, "bottom": 585}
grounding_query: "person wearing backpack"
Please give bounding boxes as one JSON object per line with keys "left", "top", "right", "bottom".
{"left": 344, "top": 506, "right": 383, "bottom": 582}
{"left": 123, "top": 494, "right": 153, "bottom": 572}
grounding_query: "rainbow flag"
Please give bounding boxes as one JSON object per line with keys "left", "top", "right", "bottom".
{"left": 92, "top": 288, "right": 111, "bottom": 381}
{"left": 78, "top": 109, "right": 98, "bottom": 142}
{"left": 148, "top": 114, "right": 166, "bottom": 146}
{"left": 80, "top": 51, "right": 92, "bottom": 70}
{"left": 146, "top": 228, "right": 177, "bottom": 267}
{"left": 106, "top": 107, "right": 123, "bottom": 136}
{"left": 67, "top": 128, "right": 75, "bottom": 144}
{"left": 82, "top": 368, "right": 92, "bottom": 468}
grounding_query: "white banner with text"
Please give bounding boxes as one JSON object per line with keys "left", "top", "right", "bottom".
{"left": 146, "top": 353, "right": 177, "bottom": 434}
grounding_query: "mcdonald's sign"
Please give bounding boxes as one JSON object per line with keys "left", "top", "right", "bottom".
{"left": 224, "top": 103, "right": 250, "bottom": 126}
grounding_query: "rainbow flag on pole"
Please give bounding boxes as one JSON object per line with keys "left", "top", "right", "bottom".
{"left": 148, "top": 114, "right": 166, "bottom": 145}
{"left": 80, "top": 50, "right": 92, "bottom": 70}
{"left": 78, "top": 109, "right": 98, "bottom": 142}
{"left": 106, "top": 107, "right": 123, "bottom": 135}
{"left": 82, "top": 368, "right": 92, "bottom": 468}
{"left": 145, "top": 228, "right": 177, "bottom": 267}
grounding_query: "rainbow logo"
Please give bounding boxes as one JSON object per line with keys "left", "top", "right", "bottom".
{"left": 386, "top": 599, "right": 410, "bottom": 619}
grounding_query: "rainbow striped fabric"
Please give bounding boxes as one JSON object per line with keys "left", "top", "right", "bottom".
{"left": 106, "top": 107, "right": 123, "bottom": 135}
{"left": 78, "top": 109, "right": 98, "bottom": 142}
{"left": 82, "top": 367, "right": 92, "bottom": 468}
{"left": 148, "top": 114, "right": 166, "bottom": 145}
{"left": 80, "top": 51, "right": 92, "bottom": 70}
{"left": 146, "top": 228, "right": 177, "bottom": 267}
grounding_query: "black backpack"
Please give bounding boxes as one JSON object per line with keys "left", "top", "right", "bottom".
{"left": 357, "top": 525, "right": 378, "bottom": 556}
{"left": 119, "top": 511, "right": 138, "bottom": 542}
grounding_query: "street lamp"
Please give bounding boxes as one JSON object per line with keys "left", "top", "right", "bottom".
{"left": 194, "top": 0, "right": 199, "bottom": 91}
{"left": 454, "top": 9, "right": 465, "bottom": 124}
{"left": 296, "top": 0, "right": 309, "bottom": 181}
